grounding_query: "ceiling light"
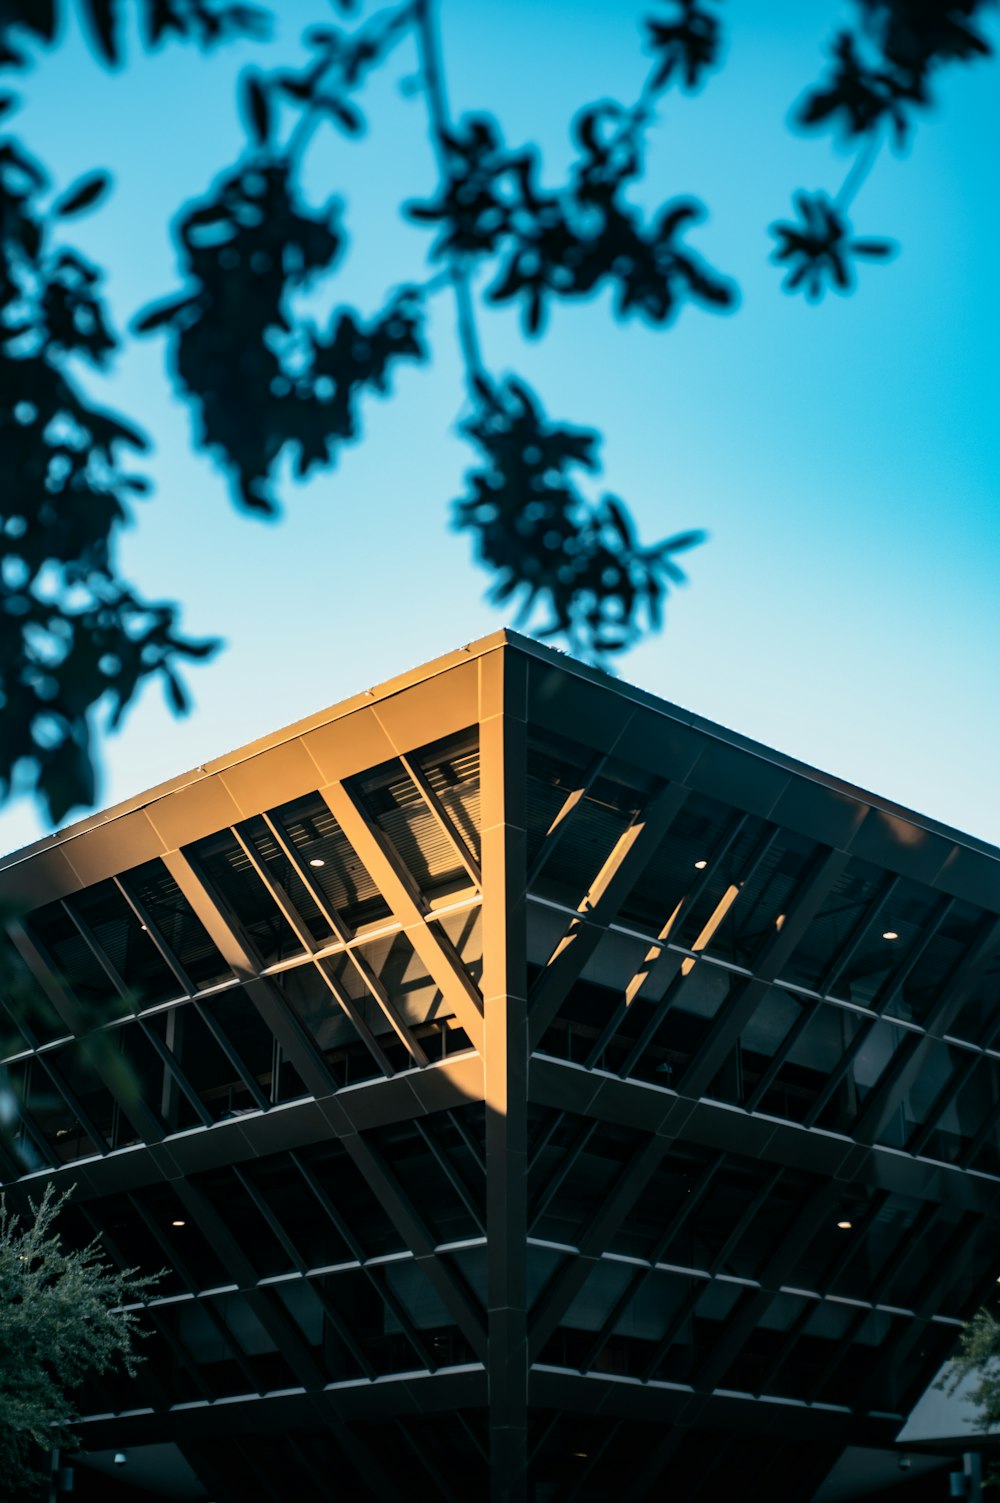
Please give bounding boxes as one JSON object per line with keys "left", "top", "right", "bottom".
{"left": 171, "top": 1219, "right": 186, "bottom": 1228}
{"left": 573, "top": 1452, "right": 588, "bottom": 1459}
{"left": 882, "top": 930, "right": 899, "bottom": 941}
{"left": 775, "top": 913, "right": 786, "bottom": 931}
{"left": 309, "top": 858, "right": 325, "bottom": 868}
{"left": 837, "top": 1220, "right": 852, "bottom": 1230}
{"left": 694, "top": 860, "right": 707, "bottom": 870}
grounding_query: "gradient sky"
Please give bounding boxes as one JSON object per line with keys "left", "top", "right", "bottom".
{"left": 1, "top": 0, "right": 998, "bottom": 856}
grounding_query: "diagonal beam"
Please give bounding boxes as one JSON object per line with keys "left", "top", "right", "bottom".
{"left": 677, "top": 847, "right": 849, "bottom": 1101}
{"left": 525, "top": 750, "right": 608, "bottom": 891}
{"left": 7, "top": 920, "right": 165, "bottom": 1145}
{"left": 334, "top": 1128, "right": 488, "bottom": 1361}
{"left": 400, "top": 751, "right": 482, "bottom": 889}
{"left": 528, "top": 1131, "right": 672, "bottom": 1361}
{"left": 321, "top": 781, "right": 485, "bottom": 1054}
{"left": 851, "top": 916, "right": 1000, "bottom": 1147}
{"left": 170, "top": 1175, "right": 327, "bottom": 1392}
{"left": 528, "top": 782, "right": 691, "bottom": 1052}
{"left": 162, "top": 849, "right": 339, "bottom": 1101}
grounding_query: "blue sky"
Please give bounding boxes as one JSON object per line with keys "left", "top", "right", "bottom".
{"left": 2, "top": 0, "right": 998, "bottom": 855}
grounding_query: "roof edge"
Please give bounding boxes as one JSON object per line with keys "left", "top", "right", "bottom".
{"left": 2, "top": 628, "right": 996, "bottom": 871}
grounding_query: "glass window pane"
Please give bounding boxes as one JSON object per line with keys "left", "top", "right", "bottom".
{"left": 124, "top": 858, "right": 232, "bottom": 990}
{"left": 70, "top": 881, "right": 181, "bottom": 1007}
{"left": 271, "top": 792, "right": 391, "bottom": 934}
{"left": 188, "top": 830, "right": 303, "bottom": 966}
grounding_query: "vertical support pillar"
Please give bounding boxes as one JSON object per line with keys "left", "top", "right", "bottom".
{"left": 479, "top": 645, "right": 529, "bottom": 1503}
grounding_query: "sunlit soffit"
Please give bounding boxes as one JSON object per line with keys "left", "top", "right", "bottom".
{"left": 681, "top": 884, "right": 740, "bottom": 976}
{"left": 625, "top": 900, "right": 685, "bottom": 1006}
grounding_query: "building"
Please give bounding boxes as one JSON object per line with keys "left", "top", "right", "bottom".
{"left": 2, "top": 631, "right": 999, "bottom": 1502}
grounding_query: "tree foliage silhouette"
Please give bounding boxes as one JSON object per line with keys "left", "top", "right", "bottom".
{"left": 0, "top": 1182, "right": 160, "bottom": 1496}
{"left": 0, "top": 0, "right": 994, "bottom": 824}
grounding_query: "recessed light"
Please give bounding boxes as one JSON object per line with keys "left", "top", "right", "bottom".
{"left": 171, "top": 1219, "right": 186, "bottom": 1228}
{"left": 837, "top": 1220, "right": 852, "bottom": 1230}
{"left": 694, "top": 860, "right": 707, "bottom": 870}
{"left": 573, "top": 1452, "right": 588, "bottom": 1459}
{"left": 882, "top": 930, "right": 899, "bottom": 941}
{"left": 309, "top": 858, "right": 325, "bottom": 868}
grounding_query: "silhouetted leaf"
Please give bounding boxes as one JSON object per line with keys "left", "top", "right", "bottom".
{"left": 320, "top": 95, "right": 364, "bottom": 134}
{"left": 80, "top": 0, "right": 121, "bottom": 64}
{"left": 132, "top": 294, "right": 200, "bottom": 333}
{"left": 53, "top": 171, "right": 111, "bottom": 217}
{"left": 240, "top": 70, "right": 271, "bottom": 144}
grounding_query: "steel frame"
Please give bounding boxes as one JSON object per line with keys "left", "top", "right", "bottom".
{"left": 2, "top": 632, "right": 999, "bottom": 1502}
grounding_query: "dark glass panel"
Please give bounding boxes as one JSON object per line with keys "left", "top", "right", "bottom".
{"left": 197, "top": 987, "right": 277, "bottom": 1109}
{"left": 124, "top": 858, "right": 232, "bottom": 990}
{"left": 271, "top": 791, "right": 391, "bottom": 934}
{"left": 69, "top": 880, "right": 181, "bottom": 1007}
{"left": 874, "top": 1038, "right": 963, "bottom": 1152}
{"left": 950, "top": 945, "right": 1000, "bottom": 1046}
{"left": 144, "top": 1002, "right": 252, "bottom": 1124}
{"left": 617, "top": 790, "right": 737, "bottom": 935}
{"left": 671, "top": 815, "right": 770, "bottom": 961}
{"left": 782, "top": 858, "right": 884, "bottom": 991}
{"left": 238, "top": 814, "right": 334, "bottom": 944}
{"left": 136, "top": 1181, "right": 231, "bottom": 1289}
{"left": 719, "top": 1289, "right": 811, "bottom": 1397}
{"left": 204, "top": 1288, "right": 300, "bottom": 1394}
{"left": 835, "top": 876, "right": 940, "bottom": 1010}
{"left": 648, "top": 1276, "right": 746, "bottom": 1385}
{"left": 628, "top": 962, "right": 736, "bottom": 1087}
{"left": 756, "top": 1006, "right": 907, "bottom": 1131}
{"left": 106, "top": 1309, "right": 204, "bottom": 1408}
{"left": 244, "top": 1154, "right": 354, "bottom": 1269}
{"left": 799, "top": 1188, "right": 925, "bottom": 1303}
{"left": 277, "top": 961, "right": 382, "bottom": 1087}
{"left": 707, "top": 984, "right": 810, "bottom": 1109}
{"left": 271, "top": 1278, "right": 366, "bottom": 1382}
{"left": 531, "top": 1119, "right": 646, "bottom": 1246}
{"left": 912, "top": 1051, "right": 999, "bottom": 1165}
{"left": 189, "top": 1165, "right": 294, "bottom": 1279}
{"left": 315, "top": 1266, "right": 429, "bottom": 1375}
{"left": 524, "top": 733, "right": 650, "bottom": 910}
{"left": 294, "top": 1139, "right": 405, "bottom": 1257}
{"left": 168, "top": 1295, "right": 257, "bottom": 1399}
{"left": 55, "top": 1036, "right": 119, "bottom": 1151}
{"left": 189, "top": 829, "right": 303, "bottom": 966}
{"left": 368, "top": 1119, "right": 480, "bottom": 1244}
{"left": 607, "top": 1139, "right": 717, "bottom": 1261}
{"left": 26, "top": 900, "right": 121, "bottom": 1012}
{"left": 892, "top": 901, "right": 984, "bottom": 1031}
{"left": 0, "top": 932, "right": 67, "bottom": 1047}
{"left": 878, "top": 1205, "right": 969, "bottom": 1316}
{"left": 114, "top": 1021, "right": 171, "bottom": 1137}
{"left": 89, "top": 1192, "right": 187, "bottom": 1298}
{"left": 2, "top": 1057, "right": 60, "bottom": 1166}
{"left": 723, "top": 829, "right": 819, "bottom": 969}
